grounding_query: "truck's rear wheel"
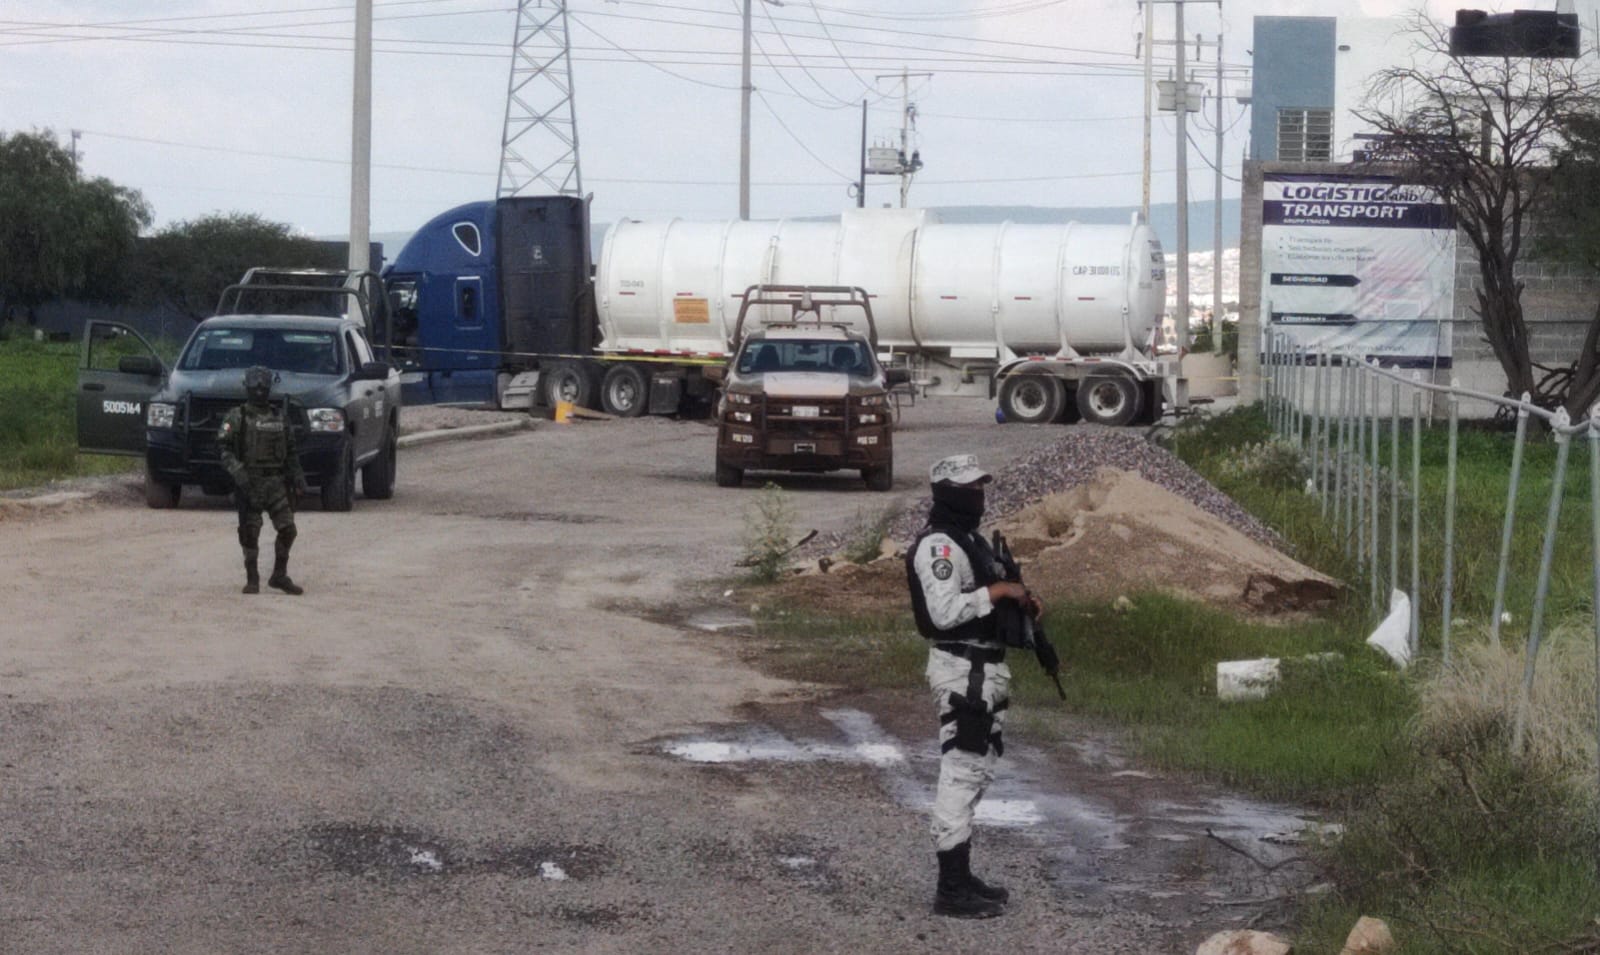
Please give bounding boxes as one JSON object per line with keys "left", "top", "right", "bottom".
{"left": 144, "top": 471, "right": 181, "bottom": 509}
{"left": 542, "top": 361, "right": 598, "bottom": 409}
{"left": 1076, "top": 374, "right": 1141, "bottom": 426}
{"left": 715, "top": 459, "right": 743, "bottom": 487}
{"left": 998, "top": 375, "right": 1063, "bottom": 425}
{"left": 600, "top": 364, "right": 649, "bottom": 418}
{"left": 863, "top": 463, "right": 893, "bottom": 492}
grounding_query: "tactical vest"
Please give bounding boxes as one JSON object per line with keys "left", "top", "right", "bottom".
{"left": 243, "top": 408, "right": 289, "bottom": 471}
{"left": 906, "top": 524, "right": 1002, "bottom": 644}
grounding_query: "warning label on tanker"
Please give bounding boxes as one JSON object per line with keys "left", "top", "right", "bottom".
{"left": 673, "top": 298, "right": 710, "bottom": 324}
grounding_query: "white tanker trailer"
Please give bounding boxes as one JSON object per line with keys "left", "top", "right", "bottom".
{"left": 595, "top": 207, "right": 1184, "bottom": 425}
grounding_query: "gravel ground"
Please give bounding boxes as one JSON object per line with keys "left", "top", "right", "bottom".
{"left": 812, "top": 427, "right": 1280, "bottom": 557}
{"left": 0, "top": 397, "right": 1308, "bottom": 953}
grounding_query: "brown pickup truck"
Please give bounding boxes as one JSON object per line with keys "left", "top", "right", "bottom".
{"left": 715, "top": 286, "right": 895, "bottom": 491}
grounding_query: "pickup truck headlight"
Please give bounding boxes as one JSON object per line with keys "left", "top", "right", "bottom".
{"left": 146, "top": 402, "right": 176, "bottom": 429}
{"left": 856, "top": 394, "right": 888, "bottom": 407}
{"left": 726, "top": 392, "right": 755, "bottom": 405}
{"left": 307, "top": 407, "right": 346, "bottom": 433}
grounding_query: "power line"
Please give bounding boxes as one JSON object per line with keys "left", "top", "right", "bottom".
{"left": 753, "top": 90, "right": 854, "bottom": 182}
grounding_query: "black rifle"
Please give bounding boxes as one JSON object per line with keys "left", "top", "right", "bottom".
{"left": 991, "top": 530, "right": 1066, "bottom": 701}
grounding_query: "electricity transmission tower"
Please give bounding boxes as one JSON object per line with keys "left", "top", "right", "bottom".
{"left": 497, "top": 0, "right": 583, "bottom": 197}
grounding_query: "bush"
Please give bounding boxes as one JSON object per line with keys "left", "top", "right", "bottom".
{"left": 842, "top": 504, "right": 898, "bottom": 565}
{"left": 1216, "top": 438, "right": 1307, "bottom": 492}
{"left": 741, "top": 483, "right": 796, "bottom": 583}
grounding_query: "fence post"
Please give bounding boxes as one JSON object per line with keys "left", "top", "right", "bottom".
{"left": 1314, "top": 352, "right": 1327, "bottom": 509}
{"left": 1410, "top": 382, "right": 1423, "bottom": 657}
{"left": 1441, "top": 386, "right": 1461, "bottom": 667}
{"left": 1370, "top": 366, "right": 1382, "bottom": 616}
{"left": 1334, "top": 354, "right": 1348, "bottom": 543}
{"left": 1391, "top": 381, "right": 1401, "bottom": 599}
{"left": 1490, "top": 396, "right": 1533, "bottom": 651}
{"left": 1511, "top": 409, "right": 1573, "bottom": 756}
{"left": 1266, "top": 331, "right": 1278, "bottom": 433}
{"left": 1356, "top": 359, "right": 1367, "bottom": 568}
{"left": 1295, "top": 345, "right": 1306, "bottom": 448}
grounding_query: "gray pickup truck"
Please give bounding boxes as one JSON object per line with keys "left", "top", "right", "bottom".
{"left": 76, "top": 269, "right": 401, "bottom": 511}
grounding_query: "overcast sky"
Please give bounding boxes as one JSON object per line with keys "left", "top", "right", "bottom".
{"left": 0, "top": 0, "right": 1559, "bottom": 239}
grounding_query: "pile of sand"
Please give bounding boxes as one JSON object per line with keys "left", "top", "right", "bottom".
{"left": 781, "top": 467, "right": 1340, "bottom": 616}
{"left": 998, "top": 468, "right": 1340, "bottom": 613}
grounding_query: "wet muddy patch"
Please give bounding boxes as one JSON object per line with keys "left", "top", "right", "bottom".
{"left": 279, "top": 823, "right": 613, "bottom": 883}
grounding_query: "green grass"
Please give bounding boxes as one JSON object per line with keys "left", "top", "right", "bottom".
{"left": 751, "top": 403, "right": 1600, "bottom": 953}
{"left": 0, "top": 337, "right": 144, "bottom": 490}
{"left": 1168, "top": 406, "right": 1600, "bottom": 954}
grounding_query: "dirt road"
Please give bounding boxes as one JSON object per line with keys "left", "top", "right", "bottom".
{"left": 1, "top": 399, "right": 1308, "bottom": 953}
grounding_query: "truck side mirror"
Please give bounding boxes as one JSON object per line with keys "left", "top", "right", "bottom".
{"left": 885, "top": 367, "right": 911, "bottom": 387}
{"left": 118, "top": 355, "right": 163, "bottom": 377}
{"left": 357, "top": 361, "right": 392, "bottom": 380}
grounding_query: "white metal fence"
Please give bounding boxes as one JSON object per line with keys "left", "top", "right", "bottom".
{"left": 1260, "top": 331, "right": 1600, "bottom": 756}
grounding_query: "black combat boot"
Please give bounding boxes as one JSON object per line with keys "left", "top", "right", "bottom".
{"left": 267, "top": 554, "right": 303, "bottom": 595}
{"left": 959, "top": 840, "right": 1009, "bottom": 904}
{"left": 242, "top": 549, "right": 260, "bottom": 595}
{"left": 933, "top": 843, "right": 1004, "bottom": 919}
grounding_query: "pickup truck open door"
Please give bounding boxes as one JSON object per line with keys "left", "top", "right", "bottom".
{"left": 76, "top": 320, "right": 166, "bottom": 455}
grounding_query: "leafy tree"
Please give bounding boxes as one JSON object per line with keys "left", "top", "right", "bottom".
{"left": 0, "top": 129, "right": 151, "bottom": 323}
{"left": 1356, "top": 14, "right": 1600, "bottom": 415}
{"left": 134, "top": 212, "right": 338, "bottom": 320}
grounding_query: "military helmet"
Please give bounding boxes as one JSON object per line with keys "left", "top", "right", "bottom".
{"left": 243, "top": 366, "right": 274, "bottom": 404}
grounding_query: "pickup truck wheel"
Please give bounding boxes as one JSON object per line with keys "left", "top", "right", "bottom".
{"left": 998, "top": 375, "right": 1063, "bottom": 425}
{"left": 600, "top": 364, "right": 649, "bottom": 418}
{"left": 715, "top": 459, "right": 743, "bottom": 488}
{"left": 362, "top": 427, "right": 397, "bottom": 500}
{"left": 542, "top": 361, "right": 598, "bottom": 409}
{"left": 863, "top": 464, "right": 893, "bottom": 492}
{"left": 321, "top": 444, "right": 356, "bottom": 512}
{"left": 144, "top": 471, "right": 181, "bottom": 509}
{"left": 1076, "top": 374, "right": 1141, "bottom": 427}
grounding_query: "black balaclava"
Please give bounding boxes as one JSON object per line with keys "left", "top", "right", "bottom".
{"left": 244, "top": 366, "right": 273, "bottom": 408}
{"left": 929, "top": 481, "right": 985, "bottom": 534}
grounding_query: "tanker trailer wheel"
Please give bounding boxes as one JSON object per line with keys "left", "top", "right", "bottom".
{"left": 998, "top": 375, "right": 1064, "bottom": 425}
{"left": 542, "top": 361, "right": 598, "bottom": 410}
{"left": 600, "top": 364, "right": 650, "bottom": 418}
{"left": 1076, "top": 374, "right": 1141, "bottom": 427}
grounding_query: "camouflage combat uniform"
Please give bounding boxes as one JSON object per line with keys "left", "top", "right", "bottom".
{"left": 220, "top": 368, "right": 305, "bottom": 595}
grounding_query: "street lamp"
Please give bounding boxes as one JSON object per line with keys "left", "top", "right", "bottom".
{"left": 741, "top": 0, "right": 782, "bottom": 220}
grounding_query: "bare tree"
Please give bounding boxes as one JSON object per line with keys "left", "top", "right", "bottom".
{"left": 1355, "top": 13, "right": 1600, "bottom": 414}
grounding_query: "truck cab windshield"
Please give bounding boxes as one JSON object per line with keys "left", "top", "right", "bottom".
{"left": 737, "top": 339, "right": 872, "bottom": 375}
{"left": 180, "top": 328, "right": 344, "bottom": 376}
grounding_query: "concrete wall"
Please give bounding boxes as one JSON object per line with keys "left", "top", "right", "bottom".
{"left": 1239, "top": 159, "right": 1600, "bottom": 419}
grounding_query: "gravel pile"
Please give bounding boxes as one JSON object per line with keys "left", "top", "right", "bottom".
{"left": 827, "top": 429, "right": 1280, "bottom": 555}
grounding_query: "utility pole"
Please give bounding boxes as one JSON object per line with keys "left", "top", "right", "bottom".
{"left": 1212, "top": 32, "right": 1225, "bottom": 354}
{"left": 348, "top": 0, "right": 372, "bottom": 274}
{"left": 498, "top": 0, "right": 583, "bottom": 197}
{"left": 875, "top": 68, "right": 930, "bottom": 208}
{"left": 740, "top": 0, "right": 783, "bottom": 220}
{"left": 856, "top": 100, "right": 867, "bottom": 209}
{"left": 1141, "top": 1, "right": 1153, "bottom": 217}
{"left": 69, "top": 129, "right": 82, "bottom": 176}
{"left": 1174, "top": 0, "right": 1189, "bottom": 353}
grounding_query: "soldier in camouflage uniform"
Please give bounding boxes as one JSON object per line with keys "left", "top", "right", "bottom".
{"left": 219, "top": 366, "right": 306, "bottom": 595}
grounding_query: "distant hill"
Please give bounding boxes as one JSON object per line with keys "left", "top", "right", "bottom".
{"left": 929, "top": 200, "right": 1240, "bottom": 253}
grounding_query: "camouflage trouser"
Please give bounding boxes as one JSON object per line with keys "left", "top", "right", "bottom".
{"left": 236, "top": 474, "right": 296, "bottom": 561}
{"left": 927, "top": 648, "right": 1011, "bottom": 852}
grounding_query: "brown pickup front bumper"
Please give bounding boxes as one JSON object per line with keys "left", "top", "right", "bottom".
{"left": 716, "top": 395, "right": 892, "bottom": 473}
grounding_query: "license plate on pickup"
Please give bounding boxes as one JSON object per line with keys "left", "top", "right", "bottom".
{"left": 793, "top": 442, "right": 817, "bottom": 454}
{"left": 791, "top": 406, "right": 820, "bottom": 418}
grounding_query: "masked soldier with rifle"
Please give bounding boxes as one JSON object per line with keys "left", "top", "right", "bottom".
{"left": 905, "top": 453, "right": 1064, "bottom": 919}
{"left": 219, "top": 366, "right": 306, "bottom": 595}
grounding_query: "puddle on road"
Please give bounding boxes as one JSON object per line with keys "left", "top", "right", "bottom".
{"left": 660, "top": 707, "right": 1321, "bottom": 916}
{"left": 684, "top": 611, "right": 755, "bottom": 633}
